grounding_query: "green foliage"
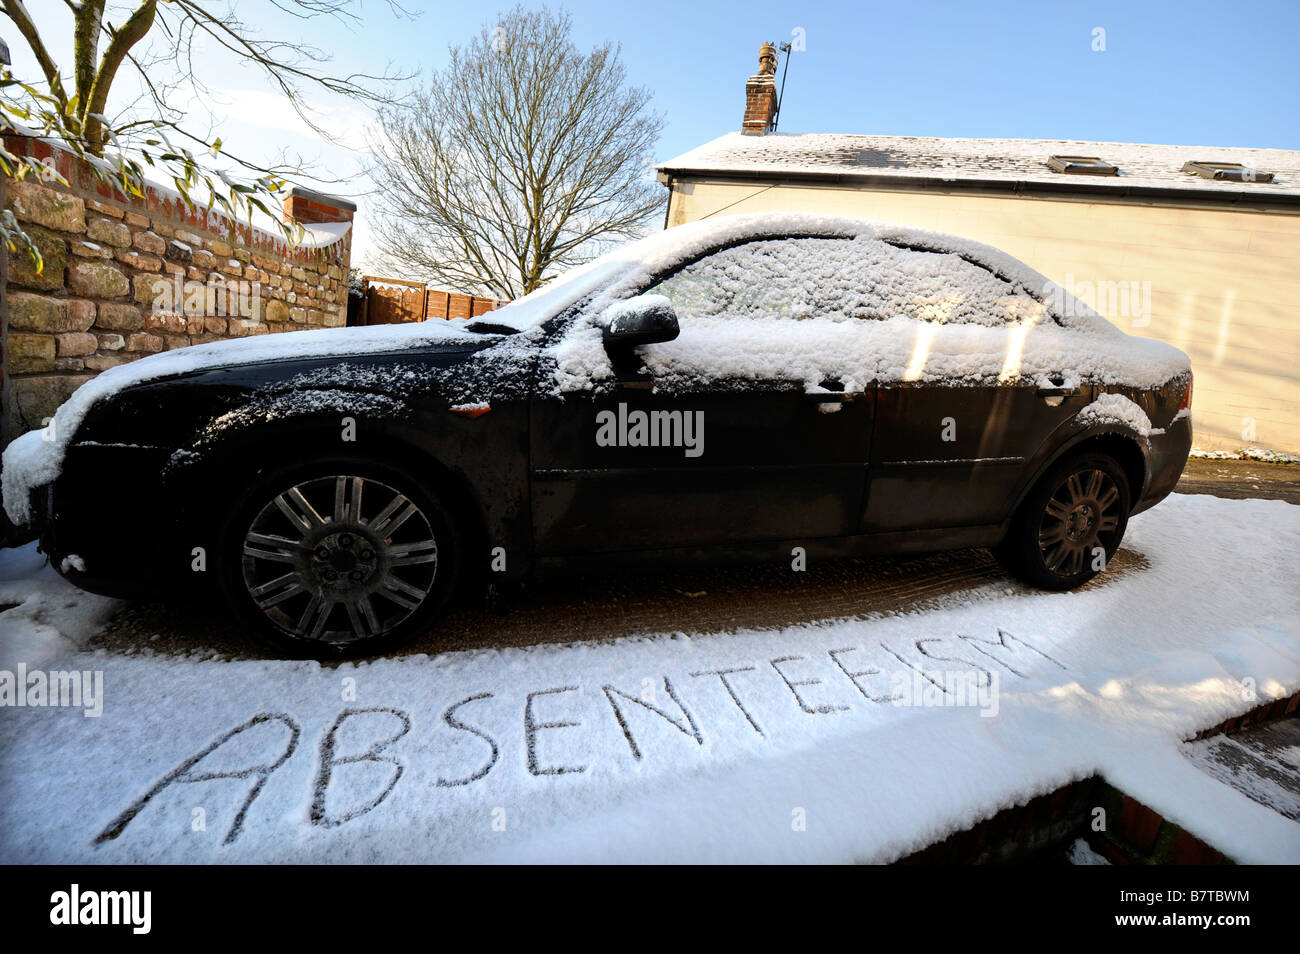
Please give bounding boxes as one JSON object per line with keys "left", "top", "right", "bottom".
{"left": 1, "top": 70, "right": 302, "bottom": 270}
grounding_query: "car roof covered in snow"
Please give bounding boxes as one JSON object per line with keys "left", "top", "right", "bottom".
{"left": 491, "top": 212, "right": 1069, "bottom": 332}
{"left": 656, "top": 133, "right": 1300, "bottom": 203}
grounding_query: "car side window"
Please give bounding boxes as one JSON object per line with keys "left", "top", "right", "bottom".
{"left": 642, "top": 236, "right": 1043, "bottom": 327}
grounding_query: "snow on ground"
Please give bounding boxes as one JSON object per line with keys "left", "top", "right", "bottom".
{"left": 1191, "top": 447, "right": 1300, "bottom": 464}
{"left": 0, "top": 493, "right": 1296, "bottom": 864}
{"left": 0, "top": 544, "right": 119, "bottom": 672}
{"left": 1067, "top": 838, "right": 1111, "bottom": 865}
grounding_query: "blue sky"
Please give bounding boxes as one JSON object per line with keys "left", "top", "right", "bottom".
{"left": 385, "top": 0, "right": 1300, "bottom": 157}
{"left": 9, "top": 0, "right": 1296, "bottom": 266}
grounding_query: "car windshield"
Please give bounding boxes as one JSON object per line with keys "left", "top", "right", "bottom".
{"left": 642, "top": 236, "right": 1046, "bottom": 327}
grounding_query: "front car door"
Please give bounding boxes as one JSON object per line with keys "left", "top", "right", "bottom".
{"left": 529, "top": 236, "right": 879, "bottom": 555}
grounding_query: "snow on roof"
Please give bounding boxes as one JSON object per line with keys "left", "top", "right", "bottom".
{"left": 658, "top": 132, "right": 1300, "bottom": 198}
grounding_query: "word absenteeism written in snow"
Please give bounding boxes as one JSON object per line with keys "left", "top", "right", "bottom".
{"left": 93, "top": 629, "right": 1065, "bottom": 846}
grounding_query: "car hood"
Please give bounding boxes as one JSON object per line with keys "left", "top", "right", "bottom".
{"left": 2, "top": 319, "right": 494, "bottom": 524}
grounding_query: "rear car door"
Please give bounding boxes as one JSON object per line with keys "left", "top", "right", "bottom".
{"left": 864, "top": 381, "right": 1094, "bottom": 531}
{"left": 858, "top": 244, "right": 1092, "bottom": 532}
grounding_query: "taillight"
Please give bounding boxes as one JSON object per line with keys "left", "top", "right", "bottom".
{"left": 1179, "top": 373, "right": 1193, "bottom": 411}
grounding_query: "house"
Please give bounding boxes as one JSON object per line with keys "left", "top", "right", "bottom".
{"left": 656, "top": 44, "right": 1300, "bottom": 454}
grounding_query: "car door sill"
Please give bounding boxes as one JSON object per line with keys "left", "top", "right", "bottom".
{"left": 531, "top": 523, "right": 1007, "bottom": 571}
{"left": 877, "top": 456, "right": 1025, "bottom": 468}
{"left": 533, "top": 462, "right": 870, "bottom": 480}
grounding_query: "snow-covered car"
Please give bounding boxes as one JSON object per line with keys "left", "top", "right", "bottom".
{"left": 3, "top": 214, "right": 1193, "bottom": 656}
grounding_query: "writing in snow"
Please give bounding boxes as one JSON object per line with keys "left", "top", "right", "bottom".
{"left": 90, "top": 636, "right": 1043, "bottom": 847}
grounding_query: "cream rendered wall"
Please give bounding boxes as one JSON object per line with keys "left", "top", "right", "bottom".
{"left": 666, "top": 179, "right": 1300, "bottom": 453}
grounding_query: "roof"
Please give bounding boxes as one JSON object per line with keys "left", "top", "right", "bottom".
{"left": 657, "top": 133, "right": 1300, "bottom": 206}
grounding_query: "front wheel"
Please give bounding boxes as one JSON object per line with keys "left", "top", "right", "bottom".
{"left": 995, "top": 452, "right": 1130, "bottom": 590}
{"left": 221, "top": 459, "right": 461, "bottom": 657}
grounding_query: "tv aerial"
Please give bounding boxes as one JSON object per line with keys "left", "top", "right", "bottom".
{"left": 772, "top": 41, "right": 794, "bottom": 131}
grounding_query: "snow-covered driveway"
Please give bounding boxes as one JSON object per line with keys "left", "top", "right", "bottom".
{"left": 0, "top": 494, "right": 1297, "bottom": 863}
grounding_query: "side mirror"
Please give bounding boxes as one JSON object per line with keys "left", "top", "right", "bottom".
{"left": 601, "top": 294, "right": 679, "bottom": 349}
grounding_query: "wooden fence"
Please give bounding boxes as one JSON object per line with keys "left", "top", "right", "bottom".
{"left": 359, "top": 276, "right": 507, "bottom": 326}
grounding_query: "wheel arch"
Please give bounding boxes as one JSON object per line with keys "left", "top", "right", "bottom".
{"left": 162, "top": 413, "right": 498, "bottom": 588}
{"left": 1010, "top": 425, "right": 1150, "bottom": 521}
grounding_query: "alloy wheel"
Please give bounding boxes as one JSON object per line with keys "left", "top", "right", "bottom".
{"left": 240, "top": 475, "right": 439, "bottom": 645}
{"left": 1036, "top": 468, "right": 1122, "bottom": 577}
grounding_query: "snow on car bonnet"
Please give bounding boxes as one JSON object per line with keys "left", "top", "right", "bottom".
{"left": 2, "top": 320, "right": 480, "bottom": 524}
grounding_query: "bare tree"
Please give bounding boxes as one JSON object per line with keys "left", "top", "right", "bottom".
{"left": 368, "top": 5, "right": 665, "bottom": 299}
{"left": 1, "top": 1, "right": 410, "bottom": 262}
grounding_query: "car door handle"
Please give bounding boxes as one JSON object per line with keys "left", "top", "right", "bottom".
{"left": 1036, "top": 375, "right": 1080, "bottom": 398}
{"left": 806, "top": 379, "right": 855, "bottom": 402}
{"left": 805, "top": 392, "right": 853, "bottom": 403}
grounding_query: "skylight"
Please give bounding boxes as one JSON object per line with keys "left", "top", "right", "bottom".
{"left": 1046, "top": 155, "right": 1119, "bottom": 176}
{"left": 1181, "top": 160, "right": 1274, "bottom": 183}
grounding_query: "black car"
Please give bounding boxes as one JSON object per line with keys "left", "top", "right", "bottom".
{"left": 4, "top": 215, "right": 1193, "bottom": 656}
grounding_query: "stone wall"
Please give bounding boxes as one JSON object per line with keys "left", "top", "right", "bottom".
{"left": 2, "top": 134, "right": 355, "bottom": 442}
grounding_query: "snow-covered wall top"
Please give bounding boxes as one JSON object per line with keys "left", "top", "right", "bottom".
{"left": 658, "top": 133, "right": 1300, "bottom": 199}
{"left": 3, "top": 131, "right": 354, "bottom": 258}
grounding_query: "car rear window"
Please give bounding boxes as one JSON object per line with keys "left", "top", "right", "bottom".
{"left": 642, "top": 236, "right": 1044, "bottom": 327}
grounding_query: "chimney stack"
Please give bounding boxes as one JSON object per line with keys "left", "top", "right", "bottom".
{"left": 741, "top": 42, "right": 779, "bottom": 136}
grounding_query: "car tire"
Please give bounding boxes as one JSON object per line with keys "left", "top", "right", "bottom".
{"left": 994, "top": 452, "right": 1131, "bottom": 591}
{"left": 219, "top": 457, "right": 462, "bottom": 658}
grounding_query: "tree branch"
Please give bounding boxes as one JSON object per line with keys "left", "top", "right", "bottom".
{"left": 83, "top": 0, "right": 158, "bottom": 154}
{"left": 1, "top": 0, "right": 69, "bottom": 109}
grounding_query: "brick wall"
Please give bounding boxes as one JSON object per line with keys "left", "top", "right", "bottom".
{"left": 2, "top": 134, "right": 354, "bottom": 442}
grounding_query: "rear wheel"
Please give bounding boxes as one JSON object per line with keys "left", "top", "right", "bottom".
{"left": 221, "top": 459, "right": 461, "bottom": 657}
{"left": 995, "top": 452, "right": 1130, "bottom": 590}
